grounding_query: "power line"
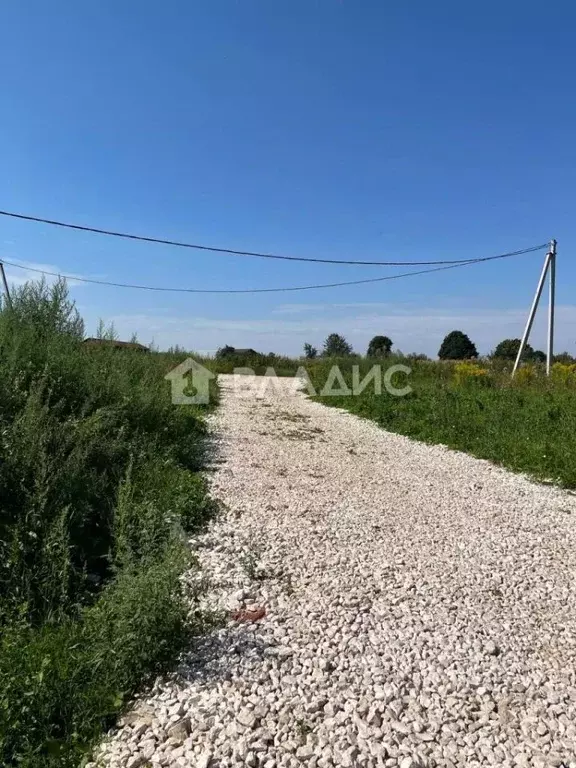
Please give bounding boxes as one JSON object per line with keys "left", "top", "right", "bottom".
{"left": 0, "top": 209, "right": 547, "bottom": 267}
{"left": 0, "top": 246, "right": 545, "bottom": 294}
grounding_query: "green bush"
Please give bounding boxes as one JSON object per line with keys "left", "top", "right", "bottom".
{"left": 0, "top": 546, "right": 208, "bottom": 767}
{"left": 0, "top": 278, "right": 217, "bottom": 765}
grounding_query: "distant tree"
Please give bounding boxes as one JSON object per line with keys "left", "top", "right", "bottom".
{"left": 438, "top": 330, "right": 478, "bottom": 360}
{"left": 367, "top": 335, "right": 393, "bottom": 358}
{"left": 303, "top": 342, "right": 318, "bottom": 359}
{"left": 406, "top": 352, "right": 430, "bottom": 361}
{"left": 322, "top": 333, "right": 353, "bottom": 357}
{"left": 167, "top": 344, "right": 187, "bottom": 355}
{"left": 493, "top": 338, "right": 534, "bottom": 361}
{"left": 553, "top": 351, "right": 576, "bottom": 364}
{"left": 532, "top": 349, "right": 546, "bottom": 364}
{"left": 96, "top": 318, "right": 119, "bottom": 341}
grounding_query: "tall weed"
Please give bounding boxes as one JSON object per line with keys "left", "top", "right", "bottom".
{"left": 0, "top": 278, "right": 217, "bottom": 765}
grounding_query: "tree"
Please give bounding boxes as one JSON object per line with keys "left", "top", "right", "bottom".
{"left": 96, "top": 318, "right": 119, "bottom": 341}
{"left": 438, "top": 330, "right": 478, "bottom": 360}
{"left": 322, "top": 333, "right": 353, "bottom": 357}
{"left": 367, "top": 335, "right": 393, "bottom": 358}
{"left": 532, "top": 349, "right": 546, "bottom": 364}
{"left": 493, "top": 338, "right": 534, "bottom": 362}
{"left": 303, "top": 342, "right": 318, "bottom": 359}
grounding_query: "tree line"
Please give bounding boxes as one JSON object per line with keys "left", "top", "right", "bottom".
{"left": 303, "top": 331, "right": 574, "bottom": 363}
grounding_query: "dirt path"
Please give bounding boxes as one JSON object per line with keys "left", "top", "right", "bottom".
{"left": 94, "top": 374, "right": 576, "bottom": 768}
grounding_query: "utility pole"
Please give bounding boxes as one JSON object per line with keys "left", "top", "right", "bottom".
{"left": 546, "top": 239, "right": 557, "bottom": 375}
{"left": 512, "top": 239, "right": 556, "bottom": 377}
{"left": 0, "top": 261, "right": 12, "bottom": 310}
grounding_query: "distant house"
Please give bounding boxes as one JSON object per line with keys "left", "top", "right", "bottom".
{"left": 83, "top": 338, "right": 149, "bottom": 352}
{"left": 215, "top": 345, "right": 261, "bottom": 359}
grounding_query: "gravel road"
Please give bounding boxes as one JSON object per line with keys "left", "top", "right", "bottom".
{"left": 94, "top": 374, "right": 576, "bottom": 768}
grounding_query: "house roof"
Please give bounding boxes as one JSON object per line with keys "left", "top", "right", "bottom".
{"left": 83, "top": 338, "right": 149, "bottom": 351}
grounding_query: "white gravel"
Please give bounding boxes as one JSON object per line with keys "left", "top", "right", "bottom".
{"left": 92, "top": 374, "right": 576, "bottom": 768}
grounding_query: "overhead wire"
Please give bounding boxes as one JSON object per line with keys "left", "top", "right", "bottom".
{"left": 0, "top": 245, "right": 547, "bottom": 294}
{"left": 0, "top": 209, "right": 548, "bottom": 267}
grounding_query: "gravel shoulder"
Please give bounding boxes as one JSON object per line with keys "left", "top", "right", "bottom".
{"left": 94, "top": 374, "right": 576, "bottom": 768}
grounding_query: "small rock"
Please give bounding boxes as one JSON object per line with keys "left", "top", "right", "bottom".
{"left": 167, "top": 717, "right": 191, "bottom": 744}
{"left": 237, "top": 708, "right": 258, "bottom": 729}
{"left": 484, "top": 640, "right": 499, "bottom": 656}
{"left": 197, "top": 751, "right": 213, "bottom": 768}
{"left": 126, "top": 756, "right": 146, "bottom": 768}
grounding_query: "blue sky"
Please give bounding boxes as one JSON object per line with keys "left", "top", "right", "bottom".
{"left": 1, "top": 1, "right": 575, "bottom": 356}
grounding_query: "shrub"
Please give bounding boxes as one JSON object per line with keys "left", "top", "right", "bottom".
{"left": 0, "top": 278, "right": 216, "bottom": 765}
{"left": 453, "top": 362, "right": 491, "bottom": 387}
{"left": 0, "top": 546, "right": 206, "bottom": 767}
{"left": 553, "top": 352, "right": 575, "bottom": 365}
{"left": 551, "top": 362, "right": 576, "bottom": 386}
{"left": 512, "top": 364, "right": 539, "bottom": 386}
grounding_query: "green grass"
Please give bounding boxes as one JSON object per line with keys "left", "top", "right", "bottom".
{"left": 305, "top": 357, "right": 576, "bottom": 488}
{"left": 197, "top": 351, "right": 302, "bottom": 377}
{"left": 0, "top": 279, "right": 218, "bottom": 766}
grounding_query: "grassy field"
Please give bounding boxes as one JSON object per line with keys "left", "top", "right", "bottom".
{"left": 305, "top": 357, "right": 576, "bottom": 488}
{"left": 0, "top": 280, "right": 217, "bottom": 766}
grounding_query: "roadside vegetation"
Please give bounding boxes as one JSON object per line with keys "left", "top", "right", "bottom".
{"left": 304, "top": 338, "right": 576, "bottom": 488}
{"left": 196, "top": 330, "right": 576, "bottom": 488}
{"left": 0, "top": 279, "right": 217, "bottom": 767}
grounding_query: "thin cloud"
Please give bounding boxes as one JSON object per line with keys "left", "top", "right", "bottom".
{"left": 98, "top": 304, "right": 576, "bottom": 356}
{"left": 272, "top": 302, "right": 403, "bottom": 315}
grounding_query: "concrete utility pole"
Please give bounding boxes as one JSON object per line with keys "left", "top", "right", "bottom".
{"left": 512, "top": 239, "right": 557, "bottom": 377}
{"left": 0, "top": 261, "right": 12, "bottom": 309}
{"left": 546, "top": 239, "right": 557, "bottom": 375}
